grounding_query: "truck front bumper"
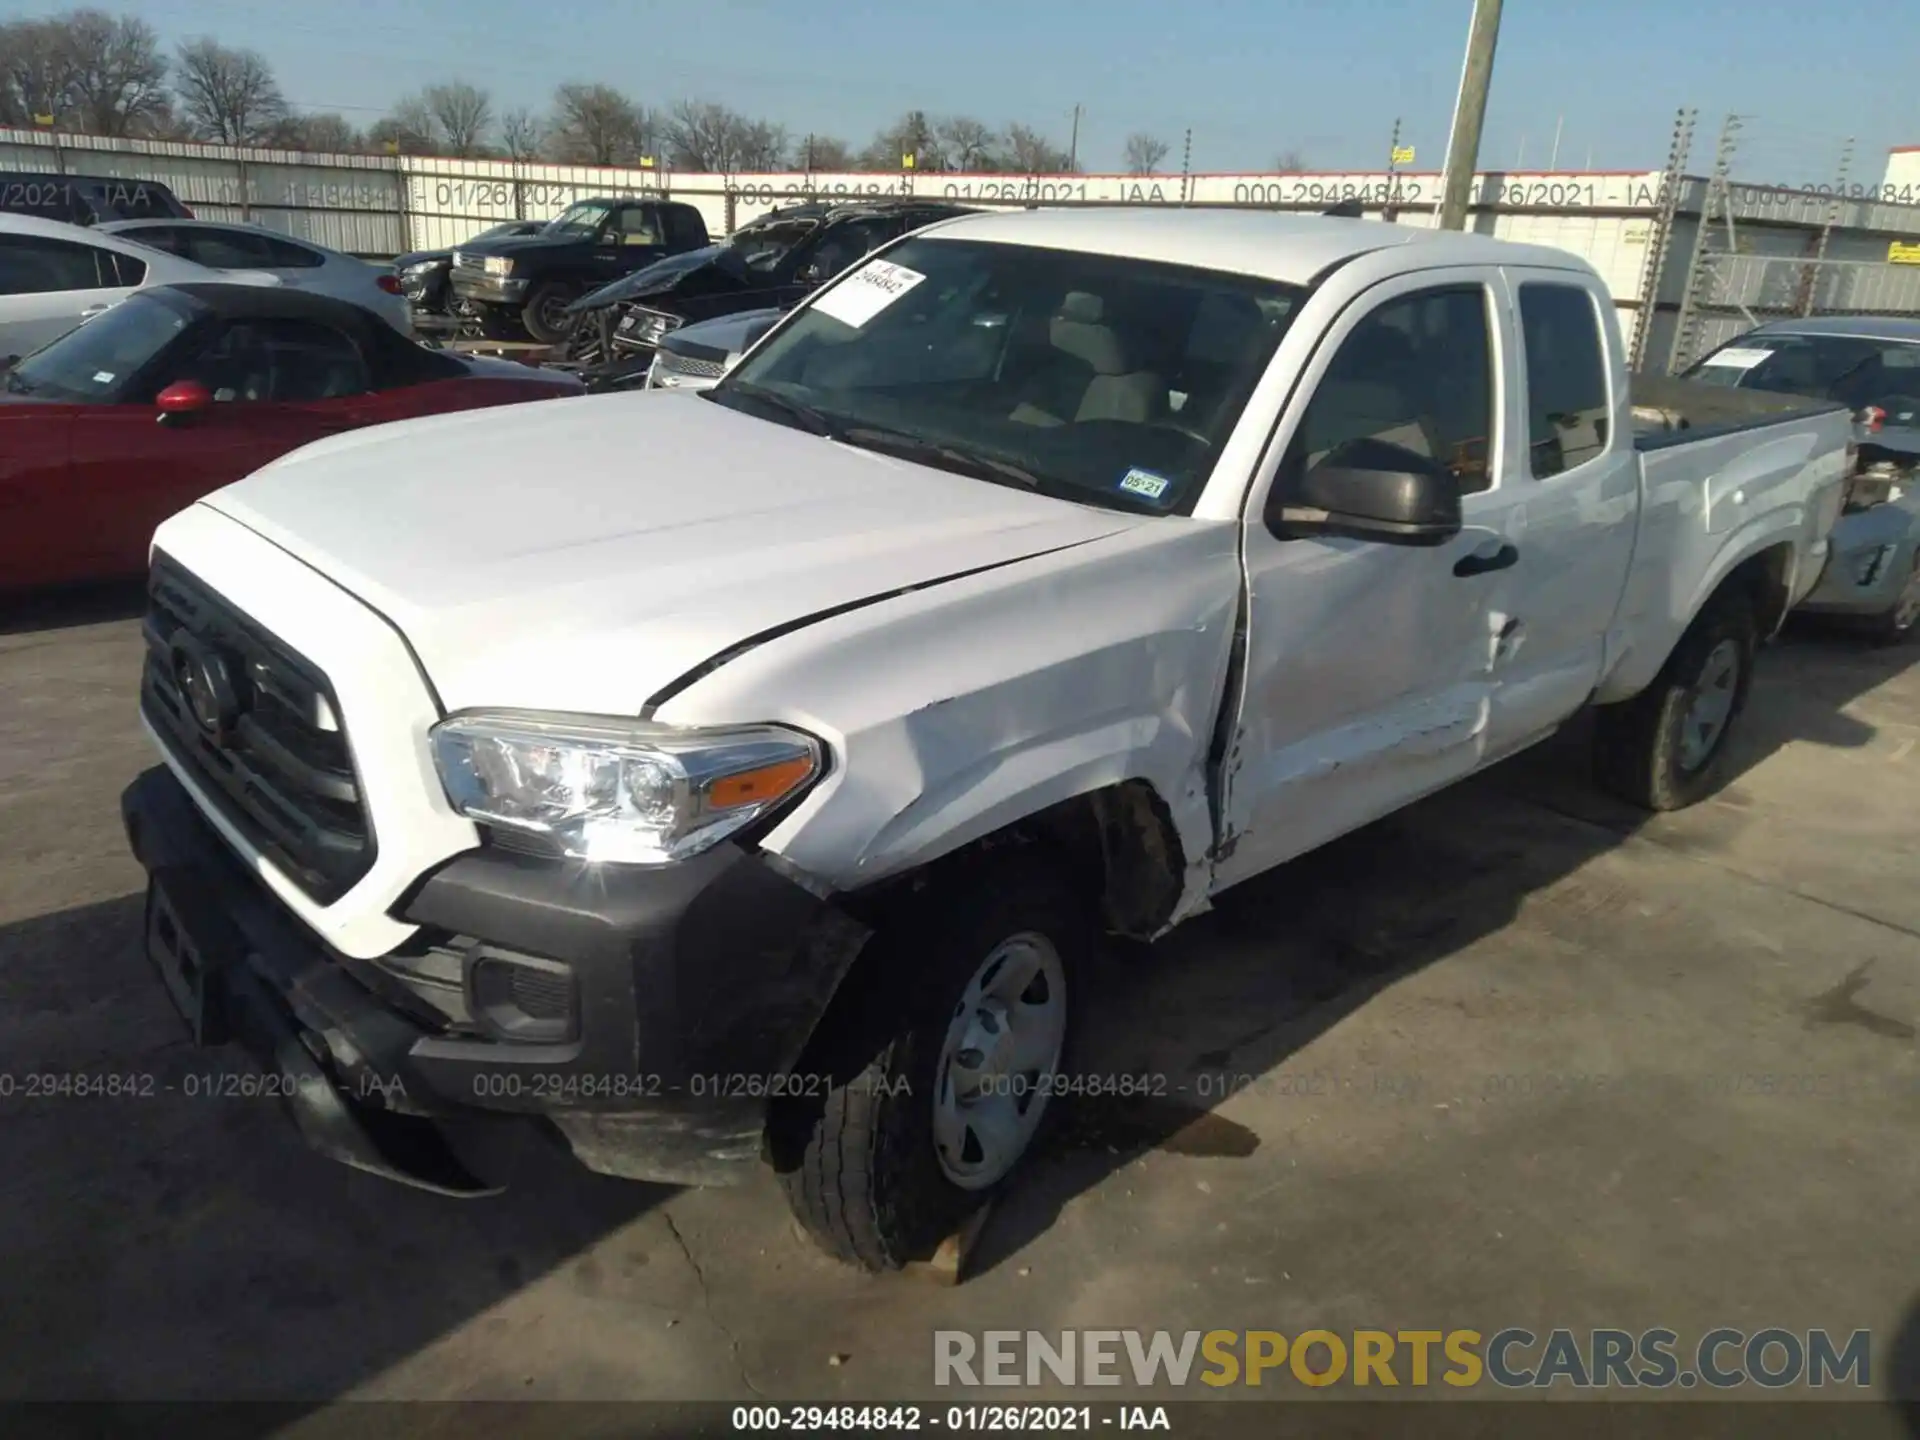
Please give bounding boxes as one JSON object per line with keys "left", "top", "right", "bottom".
{"left": 450, "top": 273, "right": 528, "bottom": 306}
{"left": 121, "top": 764, "right": 867, "bottom": 1193}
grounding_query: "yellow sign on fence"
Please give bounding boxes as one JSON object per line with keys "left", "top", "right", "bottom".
{"left": 1889, "top": 241, "right": 1920, "bottom": 266}
{"left": 1391, "top": 146, "right": 1415, "bottom": 165}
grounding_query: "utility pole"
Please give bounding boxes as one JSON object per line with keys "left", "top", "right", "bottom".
{"left": 1068, "top": 103, "right": 1083, "bottom": 171}
{"left": 1437, "top": 0, "right": 1504, "bottom": 230}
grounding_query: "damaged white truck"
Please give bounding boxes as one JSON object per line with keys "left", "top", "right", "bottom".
{"left": 123, "top": 209, "right": 1851, "bottom": 1272}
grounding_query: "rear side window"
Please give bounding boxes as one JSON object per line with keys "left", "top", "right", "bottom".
{"left": 106, "top": 251, "right": 147, "bottom": 286}
{"left": 1518, "top": 282, "right": 1610, "bottom": 478}
{"left": 254, "top": 235, "right": 325, "bottom": 268}
{"left": 123, "top": 225, "right": 190, "bottom": 257}
{"left": 0, "top": 233, "right": 116, "bottom": 294}
{"left": 180, "top": 228, "right": 274, "bottom": 268}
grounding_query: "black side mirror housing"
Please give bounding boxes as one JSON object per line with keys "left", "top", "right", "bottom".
{"left": 1267, "top": 437, "right": 1464, "bottom": 547}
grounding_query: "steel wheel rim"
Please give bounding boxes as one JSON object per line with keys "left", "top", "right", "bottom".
{"left": 535, "top": 294, "right": 571, "bottom": 338}
{"left": 1678, "top": 637, "right": 1742, "bottom": 773}
{"left": 933, "top": 931, "right": 1067, "bottom": 1191}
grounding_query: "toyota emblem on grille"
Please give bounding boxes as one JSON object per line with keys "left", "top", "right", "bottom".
{"left": 169, "top": 630, "right": 238, "bottom": 743}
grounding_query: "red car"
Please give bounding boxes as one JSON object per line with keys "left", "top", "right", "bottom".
{"left": 0, "top": 283, "right": 583, "bottom": 591}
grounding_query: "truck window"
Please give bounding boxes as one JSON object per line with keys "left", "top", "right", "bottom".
{"left": 1518, "top": 282, "right": 1610, "bottom": 478}
{"left": 663, "top": 207, "right": 706, "bottom": 248}
{"left": 1293, "top": 284, "right": 1495, "bottom": 494}
{"left": 612, "top": 206, "right": 663, "bottom": 246}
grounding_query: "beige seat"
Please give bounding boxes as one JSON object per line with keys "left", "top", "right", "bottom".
{"left": 1009, "top": 292, "right": 1165, "bottom": 427}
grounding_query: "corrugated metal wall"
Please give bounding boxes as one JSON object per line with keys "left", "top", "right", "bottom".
{"left": 10, "top": 127, "right": 1920, "bottom": 371}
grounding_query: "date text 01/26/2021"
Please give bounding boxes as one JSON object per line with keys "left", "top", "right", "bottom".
{"left": 730, "top": 1405, "right": 1171, "bottom": 1432}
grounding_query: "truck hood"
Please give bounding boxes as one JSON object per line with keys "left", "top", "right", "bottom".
{"left": 201, "top": 391, "right": 1143, "bottom": 716}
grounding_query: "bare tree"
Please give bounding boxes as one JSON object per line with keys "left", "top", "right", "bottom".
{"left": 662, "top": 99, "right": 784, "bottom": 172}
{"left": 1005, "top": 122, "right": 1071, "bottom": 174}
{"left": 935, "top": 115, "right": 999, "bottom": 172}
{"left": 60, "top": 9, "right": 170, "bottom": 136}
{"left": 270, "top": 111, "right": 361, "bottom": 154}
{"left": 548, "top": 82, "right": 652, "bottom": 165}
{"left": 797, "top": 134, "right": 853, "bottom": 171}
{"left": 499, "top": 106, "right": 542, "bottom": 161}
{"left": 368, "top": 98, "right": 436, "bottom": 156}
{"left": 173, "top": 38, "right": 285, "bottom": 144}
{"left": 860, "top": 110, "right": 941, "bottom": 172}
{"left": 422, "top": 81, "right": 492, "bottom": 157}
{"left": 1275, "top": 149, "right": 1307, "bottom": 171}
{"left": 0, "top": 19, "right": 79, "bottom": 127}
{"left": 1124, "top": 132, "right": 1168, "bottom": 175}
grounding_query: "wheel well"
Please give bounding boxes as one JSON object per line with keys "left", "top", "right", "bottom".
{"left": 1717, "top": 542, "right": 1796, "bottom": 640}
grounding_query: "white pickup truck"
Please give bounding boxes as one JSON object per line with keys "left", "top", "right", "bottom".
{"left": 122, "top": 209, "right": 1851, "bottom": 1272}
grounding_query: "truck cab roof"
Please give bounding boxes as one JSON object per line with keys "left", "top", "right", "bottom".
{"left": 911, "top": 207, "right": 1597, "bottom": 285}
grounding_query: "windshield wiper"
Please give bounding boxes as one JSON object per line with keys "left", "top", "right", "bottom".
{"left": 3, "top": 368, "right": 32, "bottom": 395}
{"left": 715, "top": 381, "right": 844, "bottom": 438}
{"left": 835, "top": 425, "right": 1046, "bottom": 490}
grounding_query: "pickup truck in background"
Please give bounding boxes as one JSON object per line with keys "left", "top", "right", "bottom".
{"left": 449, "top": 196, "right": 711, "bottom": 343}
{"left": 121, "top": 210, "right": 1850, "bottom": 1273}
{"left": 558, "top": 199, "right": 972, "bottom": 387}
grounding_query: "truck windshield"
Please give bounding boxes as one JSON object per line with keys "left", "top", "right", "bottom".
{"left": 4, "top": 289, "right": 198, "bottom": 403}
{"left": 710, "top": 237, "right": 1304, "bottom": 516}
{"left": 544, "top": 202, "right": 611, "bottom": 238}
{"left": 1684, "top": 332, "right": 1920, "bottom": 418}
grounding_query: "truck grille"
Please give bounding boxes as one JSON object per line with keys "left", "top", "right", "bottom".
{"left": 652, "top": 350, "right": 726, "bottom": 382}
{"left": 139, "top": 554, "right": 375, "bottom": 905}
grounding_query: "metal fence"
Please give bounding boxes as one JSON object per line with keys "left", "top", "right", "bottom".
{"left": 1669, "top": 252, "right": 1920, "bottom": 370}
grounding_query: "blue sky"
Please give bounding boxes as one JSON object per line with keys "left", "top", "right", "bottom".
{"left": 67, "top": 0, "right": 1917, "bottom": 180}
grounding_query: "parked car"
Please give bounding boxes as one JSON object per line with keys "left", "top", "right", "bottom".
{"left": 393, "top": 220, "right": 546, "bottom": 323}
{"left": 643, "top": 306, "right": 784, "bottom": 392}
{"left": 449, "top": 196, "right": 711, "bottom": 343}
{"left": 0, "top": 282, "right": 581, "bottom": 591}
{"left": 0, "top": 170, "right": 192, "bottom": 225}
{"left": 121, "top": 210, "right": 1850, "bottom": 1272}
{"left": 0, "top": 213, "right": 279, "bottom": 359}
{"left": 1683, "top": 316, "right": 1920, "bottom": 640}
{"left": 562, "top": 199, "right": 972, "bottom": 385}
{"left": 99, "top": 219, "right": 412, "bottom": 336}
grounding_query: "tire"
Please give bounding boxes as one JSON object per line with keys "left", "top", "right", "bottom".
{"left": 775, "top": 852, "right": 1087, "bottom": 1272}
{"left": 1592, "top": 591, "right": 1757, "bottom": 811}
{"left": 521, "top": 283, "right": 578, "bottom": 344}
{"left": 1870, "top": 553, "right": 1920, "bottom": 646}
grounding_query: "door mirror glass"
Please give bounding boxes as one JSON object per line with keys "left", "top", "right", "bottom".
{"left": 1267, "top": 437, "right": 1463, "bottom": 546}
{"left": 155, "top": 379, "right": 213, "bottom": 422}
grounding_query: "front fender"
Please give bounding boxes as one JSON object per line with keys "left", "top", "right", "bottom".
{"left": 654, "top": 520, "right": 1244, "bottom": 909}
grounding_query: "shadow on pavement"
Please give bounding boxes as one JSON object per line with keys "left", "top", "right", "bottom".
{"left": 0, "top": 579, "right": 147, "bottom": 637}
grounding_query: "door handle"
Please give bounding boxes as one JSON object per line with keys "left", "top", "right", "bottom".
{"left": 79, "top": 304, "right": 109, "bottom": 317}
{"left": 1453, "top": 543, "right": 1519, "bottom": 578}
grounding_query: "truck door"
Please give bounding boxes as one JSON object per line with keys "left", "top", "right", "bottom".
{"left": 1214, "top": 269, "right": 1512, "bottom": 892}
{"left": 1477, "top": 270, "right": 1637, "bottom": 758}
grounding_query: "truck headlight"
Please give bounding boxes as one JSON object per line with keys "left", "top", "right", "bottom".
{"left": 430, "top": 714, "right": 822, "bottom": 864}
{"left": 483, "top": 256, "right": 516, "bottom": 277}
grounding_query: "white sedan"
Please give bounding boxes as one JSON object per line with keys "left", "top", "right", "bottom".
{"left": 0, "top": 213, "right": 277, "bottom": 359}
{"left": 98, "top": 218, "right": 412, "bottom": 335}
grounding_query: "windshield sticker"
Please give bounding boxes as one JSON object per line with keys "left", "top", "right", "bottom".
{"left": 1118, "top": 468, "right": 1172, "bottom": 502}
{"left": 810, "top": 259, "right": 927, "bottom": 329}
{"left": 1702, "top": 347, "right": 1774, "bottom": 370}
{"left": 91, "top": 370, "right": 115, "bottom": 384}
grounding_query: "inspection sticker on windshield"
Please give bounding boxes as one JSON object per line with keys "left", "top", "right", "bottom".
{"left": 1117, "top": 468, "right": 1172, "bottom": 502}
{"left": 811, "top": 259, "right": 926, "bottom": 329}
{"left": 1701, "top": 347, "right": 1774, "bottom": 370}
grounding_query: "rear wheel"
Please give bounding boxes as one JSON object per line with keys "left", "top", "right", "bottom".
{"left": 522, "top": 283, "right": 578, "bottom": 344}
{"left": 775, "top": 854, "right": 1084, "bottom": 1272}
{"left": 1593, "top": 592, "right": 1757, "bottom": 811}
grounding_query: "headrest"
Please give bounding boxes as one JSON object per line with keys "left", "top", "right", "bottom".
{"left": 1049, "top": 291, "right": 1138, "bottom": 375}
{"left": 1057, "top": 291, "right": 1105, "bottom": 325}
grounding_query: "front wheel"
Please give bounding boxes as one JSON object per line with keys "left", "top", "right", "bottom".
{"left": 775, "top": 855, "right": 1085, "bottom": 1271}
{"left": 1592, "top": 592, "right": 1757, "bottom": 811}
{"left": 522, "top": 283, "right": 579, "bottom": 344}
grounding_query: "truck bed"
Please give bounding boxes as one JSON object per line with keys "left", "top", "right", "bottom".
{"left": 1630, "top": 374, "right": 1848, "bottom": 449}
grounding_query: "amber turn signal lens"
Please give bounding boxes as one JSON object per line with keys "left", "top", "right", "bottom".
{"left": 706, "top": 756, "right": 815, "bottom": 811}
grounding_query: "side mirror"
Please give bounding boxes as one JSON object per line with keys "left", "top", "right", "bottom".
{"left": 155, "top": 380, "right": 213, "bottom": 425}
{"left": 1267, "top": 437, "right": 1463, "bottom": 546}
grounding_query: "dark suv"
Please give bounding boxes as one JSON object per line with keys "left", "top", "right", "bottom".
{"left": 560, "top": 198, "right": 972, "bottom": 387}
{"left": 448, "top": 195, "right": 710, "bottom": 343}
{"left": 0, "top": 171, "right": 192, "bottom": 225}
